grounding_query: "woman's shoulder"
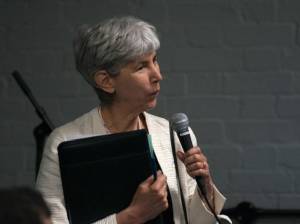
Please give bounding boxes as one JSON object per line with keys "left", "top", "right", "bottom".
{"left": 49, "top": 107, "right": 99, "bottom": 143}
{"left": 144, "top": 112, "right": 169, "bottom": 131}
{"left": 144, "top": 111, "right": 198, "bottom": 145}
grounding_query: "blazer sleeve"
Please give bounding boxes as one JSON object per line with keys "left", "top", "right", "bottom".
{"left": 36, "top": 129, "right": 118, "bottom": 224}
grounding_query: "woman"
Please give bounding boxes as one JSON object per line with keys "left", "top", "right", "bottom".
{"left": 36, "top": 16, "right": 227, "bottom": 224}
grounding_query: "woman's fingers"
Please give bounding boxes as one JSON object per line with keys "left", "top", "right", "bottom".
{"left": 188, "top": 161, "right": 206, "bottom": 171}
{"left": 177, "top": 147, "right": 207, "bottom": 166}
{"left": 151, "top": 171, "right": 167, "bottom": 189}
{"left": 176, "top": 151, "right": 185, "bottom": 162}
{"left": 176, "top": 147, "right": 211, "bottom": 178}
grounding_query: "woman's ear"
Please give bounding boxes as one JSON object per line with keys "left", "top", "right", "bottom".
{"left": 94, "top": 70, "right": 115, "bottom": 94}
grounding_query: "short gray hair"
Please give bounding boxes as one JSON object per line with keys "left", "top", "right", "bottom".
{"left": 73, "top": 16, "right": 160, "bottom": 104}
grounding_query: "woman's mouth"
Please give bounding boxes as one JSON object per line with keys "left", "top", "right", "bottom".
{"left": 150, "top": 90, "right": 160, "bottom": 97}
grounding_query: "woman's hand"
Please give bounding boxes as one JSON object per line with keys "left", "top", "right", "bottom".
{"left": 116, "top": 171, "right": 168, "bottom": 224}
{"left": 177, "top": 147, "right": 214, "bottom": 205}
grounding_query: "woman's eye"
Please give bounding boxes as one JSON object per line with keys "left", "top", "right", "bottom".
{"left": 137, "top": 66, "right": 144, "bottom": 70}
{"left": 136, "top": 64, "right": 146, "bottom": 71}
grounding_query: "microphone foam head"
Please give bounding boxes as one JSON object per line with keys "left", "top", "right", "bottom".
{"left": 170, "top": 113, "right": 189, "bottom": 132}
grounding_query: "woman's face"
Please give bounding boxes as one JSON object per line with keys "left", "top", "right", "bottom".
{"left": 111, "top": 51, "right": 162, "bottom": 112}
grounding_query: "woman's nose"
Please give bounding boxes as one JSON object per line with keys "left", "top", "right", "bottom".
{"left": 150, "top": 63, "right": 163, "bottom": 82}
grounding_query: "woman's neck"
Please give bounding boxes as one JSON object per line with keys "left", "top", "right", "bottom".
{"left": 100, "top": 104, "right": 144, "bottom": 133}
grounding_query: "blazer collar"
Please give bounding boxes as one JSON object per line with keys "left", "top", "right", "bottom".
{"left": 92, "top": 107, "right": 176, "bottom": 183}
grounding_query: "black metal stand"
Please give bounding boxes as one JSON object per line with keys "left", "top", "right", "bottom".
{"left": 33, "top": 122, "right": 52, "bottom": 176}
{"left": 12, "top": 70, "right": 54, "bottom": 178}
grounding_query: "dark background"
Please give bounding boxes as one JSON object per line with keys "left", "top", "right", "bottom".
{"left": 1, "top": 0, "right": 300, "bottom": 220}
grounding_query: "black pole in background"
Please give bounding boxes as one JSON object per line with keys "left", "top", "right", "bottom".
{"left": 12, "top": 70, "right": 55, "bottom": 177}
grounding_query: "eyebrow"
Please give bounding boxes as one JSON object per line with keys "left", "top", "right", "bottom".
{"left": 136, "top": 54, "right": 157, "bottom": 64}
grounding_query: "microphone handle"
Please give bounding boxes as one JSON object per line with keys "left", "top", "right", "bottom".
{"left": 177, "top": 131, "right": 193, "bottom": 151}
{"left": 177, "top": 131, "right": 206, "bottom": 195}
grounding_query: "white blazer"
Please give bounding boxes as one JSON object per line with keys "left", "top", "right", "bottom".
{"left": 36, "top": 107, "right": 226, "bottom": 224}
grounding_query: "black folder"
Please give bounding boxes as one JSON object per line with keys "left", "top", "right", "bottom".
{"left": 58, "top": 129, "right": 157, "bottom": 224}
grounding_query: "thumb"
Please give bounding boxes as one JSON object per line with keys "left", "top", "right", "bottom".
{"left": 144, "top": 170, "right": 163, "bottom": 184}
{"left": 176, "top": 151, "right": 185, "bottom": 162}
{"left": 143, "top": 174, "right": 155, "bottom": 185}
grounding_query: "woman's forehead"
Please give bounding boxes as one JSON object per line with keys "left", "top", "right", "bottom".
{"left": 131, "top": 51, "right": 157, "bottom": 63}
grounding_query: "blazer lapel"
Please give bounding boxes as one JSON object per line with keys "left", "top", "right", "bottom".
{"left": 143, "top": 112, "right": 178, "bottom": 190}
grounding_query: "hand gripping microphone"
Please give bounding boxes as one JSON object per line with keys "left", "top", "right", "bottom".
{"left": 171, "top": 113, "right": 233, "bottom": 224}
{"left": 170, "top": 113, "right": 206, "bottom": 195}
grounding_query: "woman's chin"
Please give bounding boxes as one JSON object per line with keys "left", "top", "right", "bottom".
{"left": 145, "top": 99, "right": 157, "bottom": 111}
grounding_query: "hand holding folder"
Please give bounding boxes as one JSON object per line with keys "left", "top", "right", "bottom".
{"left": 58, "top": 129, "right": 165, "bottom": 224}
{"left": 123, "top": 170, "right": 168, "bottom": 223}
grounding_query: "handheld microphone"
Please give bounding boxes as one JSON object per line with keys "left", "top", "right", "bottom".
{"left": 170, "top": 113, "right": 206, "bottom": 194}
{"left": 170, "top": 113, "right": 232, "bottom": 224}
